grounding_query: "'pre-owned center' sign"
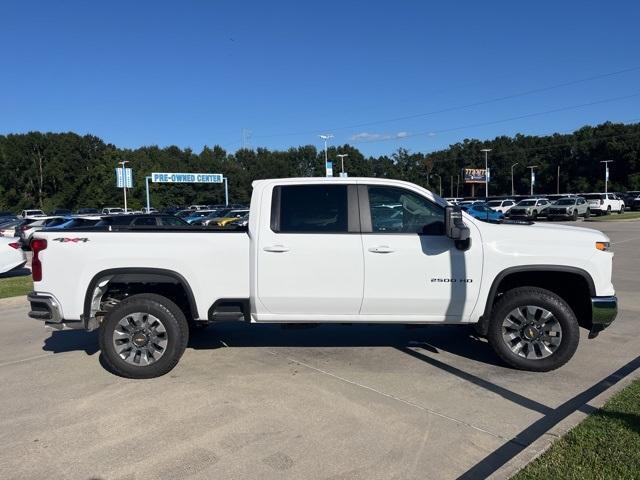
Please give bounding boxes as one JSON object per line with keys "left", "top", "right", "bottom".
{"left": 151, "top": 172, "right": 223, "bottom": 183}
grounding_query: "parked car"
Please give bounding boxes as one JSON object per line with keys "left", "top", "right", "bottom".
{"left": 506, "top": 198, "right": 551, "bottom": 220}
{"left": 102, "top": 207, "right": 125, "bottom": 215}
{"left": 184, "top": 210, "right": 218, "bottom": 225}
{"left": 631, "top": 194, "right": 640, "bottom": 211}
{"left": 188, "top": 205, "right": 209, "bottom": 211}
{"left": 141, "top": 207, "right": 158, "bottom": 214}
{"left": 95, "top": 214, "right": 189, "bottom": 228}
{"left": 444, "top": 197, "right": 464, "bottom": 205}
{"left": 0, "top": 212, "right": 18, "bottom": 224}
{"left": 226, "top": 213, "right": 249, "bottom": 228}
{"left": 460, "top": 203, "right": 504, "bottom": 222}
{"left": 77, "top": 208, "right": 100, "bottom": 215}
{"left": 0, "top": 237, "right": 26, "bottom": 274}
{"left": 486, "top": 199, "right": 517, "bottom": 214}
{"left": 21, "top": 209, "right": 46, "bottom": 218}
{"left": 16, "top": 217, "right": 66, "bottom": 246}
{"left": 45, "top": 217, "right": 102, "bottom": 230}
{"left": 582, "top": 193, "right": 625, "bottom": 215}
{"left": 28, "top": 176, "right": 618, "bottom": 378}
{"left": 546, "top": 197, "right": 590, "bottom": 220}
{"left": 212, "top": 209, "right": 250, "bottom": 227}
{"left": 0, "top": 219, "right": 24, "bottom": 237}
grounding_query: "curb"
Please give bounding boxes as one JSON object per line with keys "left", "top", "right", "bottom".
{"left": 489, "top": 371, "right": 640, "bottom": 479}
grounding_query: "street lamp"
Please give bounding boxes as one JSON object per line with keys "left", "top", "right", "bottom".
{"left": 336, "top": 153, "right": 348, "bottom": 175}
{"left": 527, "top": 165, "right": 537, "bottom": 196}
{"left": 511, "top": 162, "right": 519, "bottom": 197}
{"left": 601, "top": 160, "right": 613, "bottom": 193}
{"left": 431, "top": 174, "right": 442, "bottom": 197}
{"left": 118, "top": 160, "right": 129, "bottom": 213}
{"left": 319, "top": 134, "right": 333, "bottom": 175}
{"left": 480, "top": 149, "right": 491, "bottom": 198}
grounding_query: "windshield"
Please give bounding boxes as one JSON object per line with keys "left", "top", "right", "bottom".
{"left": 518, "top": 200, "right": 536, "bottom": 206}
{"left": 486, "top": 201, "right": 502, "bottom": 207}
{"left": 583, "top": 194, "right": 603, "bottom": 200}
{"left": 556, "top": 198, "right": 576, "bottom": 205}
{"left": 109, "top": 208, "right": 124, "bottom": 213}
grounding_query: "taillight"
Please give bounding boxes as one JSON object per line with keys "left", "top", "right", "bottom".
{"left": 31, "top": 238, "right": 47, "bottom": 282}
{"left": 8, "top": 242, "right": 20, "bottom": 249}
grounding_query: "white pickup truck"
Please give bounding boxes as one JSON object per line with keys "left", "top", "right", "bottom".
{"left": 28, "top": 177, "right": 618, "bottom": 378}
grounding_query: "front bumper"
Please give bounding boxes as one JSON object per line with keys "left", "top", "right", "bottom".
{"left": 589, "top": 296, "right": 618, "bottom": 338}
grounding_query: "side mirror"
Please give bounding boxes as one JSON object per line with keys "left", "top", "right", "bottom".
{"left": 445, "top": 205, "right": 470, "bottom": 241}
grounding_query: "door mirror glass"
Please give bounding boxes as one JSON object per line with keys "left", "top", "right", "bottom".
{"left": 445, "top": 206, "right": 470, "bottom": 240}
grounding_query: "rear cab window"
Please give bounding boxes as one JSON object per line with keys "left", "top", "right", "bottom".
{"left": 271, "top": 184, "right": 351, "bottom": 233}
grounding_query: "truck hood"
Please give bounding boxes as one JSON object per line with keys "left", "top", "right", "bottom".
{"left": 475, "top": 219, "right": 610, "bottom": 257}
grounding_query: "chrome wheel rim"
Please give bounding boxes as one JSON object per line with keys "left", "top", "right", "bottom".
{"left": 501, "top": 306, "right": 562, "bottom": 359}
{"left": 112, "top": 312, "right": 168, "bottom": 366}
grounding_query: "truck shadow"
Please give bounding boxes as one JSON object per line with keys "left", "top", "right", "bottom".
{"left": 42, "top": 330, "right": 99, "bottom": 355}
{"left": 188, "top": 322, "right": 504, "bottom": 368}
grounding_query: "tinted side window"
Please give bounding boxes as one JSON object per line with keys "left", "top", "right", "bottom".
{"left": 368, "top": 186, "right": 444, "bottom": 235}
{"left": 276, "top": 185, "right": 348, "bottom": 233}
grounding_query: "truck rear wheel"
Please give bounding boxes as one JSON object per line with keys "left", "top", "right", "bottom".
{"left": 99, "top": 294, "right": 189, "bottom": 378}
{"left": 487, "top": 287, "right": 579, "bottom": 372}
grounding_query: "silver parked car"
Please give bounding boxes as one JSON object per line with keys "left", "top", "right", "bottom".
{"left": 546, "top": 197, "right": 590, "bottom": 221}
{"left": 505, "top": 198, "right": 551, "bottom": 220}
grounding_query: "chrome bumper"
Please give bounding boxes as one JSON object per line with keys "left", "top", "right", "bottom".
{"left": 28, "top": 292, "right": 62, "bottom": 323}
{"left": 589, "top": 296, "right": 618, "bottom": 338}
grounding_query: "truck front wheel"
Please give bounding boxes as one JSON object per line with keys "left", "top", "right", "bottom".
{"left": 99, "top": 294, "right": 189, "bottom": 378}
{"left": 487, "top": 287, "right": 579, "bottom": 372}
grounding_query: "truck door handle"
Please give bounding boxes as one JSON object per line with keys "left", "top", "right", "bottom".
{"left": 263, "top": 245, "right": 290, "bottom": 253}
{"left": 368, "top": 245, "right": 395, "bottom": 254}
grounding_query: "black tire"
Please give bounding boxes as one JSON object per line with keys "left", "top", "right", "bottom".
{"left": 584, "top": 208, "right": 590, "bottom": 219}
{"left": 531, "top": 210, "right": 538, "bottom": 220}
{"left": 487, "top": 287, "right": 580, "bottom": 372}
{"left": 99, "top": 293, "right": 189, "bottom": 379}
{"left": 619, "top": 205, "right": 624, "bottom": 214}
{"left": 606, "top": 206, "right": 611, "bottom": 215}
{"left": 571, "top": 210, "right": 578, "bottom": 221}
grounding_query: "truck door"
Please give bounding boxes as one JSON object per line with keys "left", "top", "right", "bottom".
{"left": 257, "top": 183, "right": 364, "bottom": 315}
{"left": 358, "top": 184, "right": 482, "bottom": 321}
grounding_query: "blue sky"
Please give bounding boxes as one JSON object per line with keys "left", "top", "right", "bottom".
{"left": 1, "top": 0, "right": 639, "bottom": 156}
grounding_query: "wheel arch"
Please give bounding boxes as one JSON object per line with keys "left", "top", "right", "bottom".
{"left": 477, "top": 265, "right": 595, "bottom": 335}
{"left": 83, "top": 268, "right": 199, "bottom": 323}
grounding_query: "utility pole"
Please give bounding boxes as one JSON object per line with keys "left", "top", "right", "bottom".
{"left": 480, "top": 148, "right": 491, "bottom": 198}
{"left": 511, "top": 162, "right": 519, "bottom": 197}
{"left": 527, "top": 165, "right": 537, "bottom": 196}
{"left": 601, "top": 160, "right": 613, "bottom": 193}
{"left": 319, "top": 134, "right": 333, "bottom": 175}
{"left": 118, "top": 160, "right": 129, "bottom": 213}
{"left": 145, "top": 175, "right": 152, "bottom": 212}
{"left": 336, "top": 153, "right": 348, "bottom": 176}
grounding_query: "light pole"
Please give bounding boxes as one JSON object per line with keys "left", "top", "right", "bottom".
{"left": 145, "top": 175, "right": 152, "bottom": 212}
{"left": 431, "top": 174, "right": 442, "bottom": 197}
{"left": 336, "top": 153, "right": 348, "bottom": 175}
{"left": 527, "top": 166, "right": 537, "bottom": 196}
{"left": 511, "top": 162, "right": 519, "bottom": 197}
{"left": 601, "top": 160, "right": 613, "bottom": 193}
{"left": 118, "top": 160, "right": 129, "bottom": 213}
{"left": 480, "top": 149, "right": 491, "bottom": 198}
{"left": 319, "top": 134, "right": 333, "bottom": 175}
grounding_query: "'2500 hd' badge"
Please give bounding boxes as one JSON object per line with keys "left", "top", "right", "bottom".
{"left": 52, "top": 237, "right": 89, "bottom": 243}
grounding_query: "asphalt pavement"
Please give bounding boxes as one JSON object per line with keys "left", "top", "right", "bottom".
{"left": 0, "top": 220, "right": 639, "bottom": 480}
